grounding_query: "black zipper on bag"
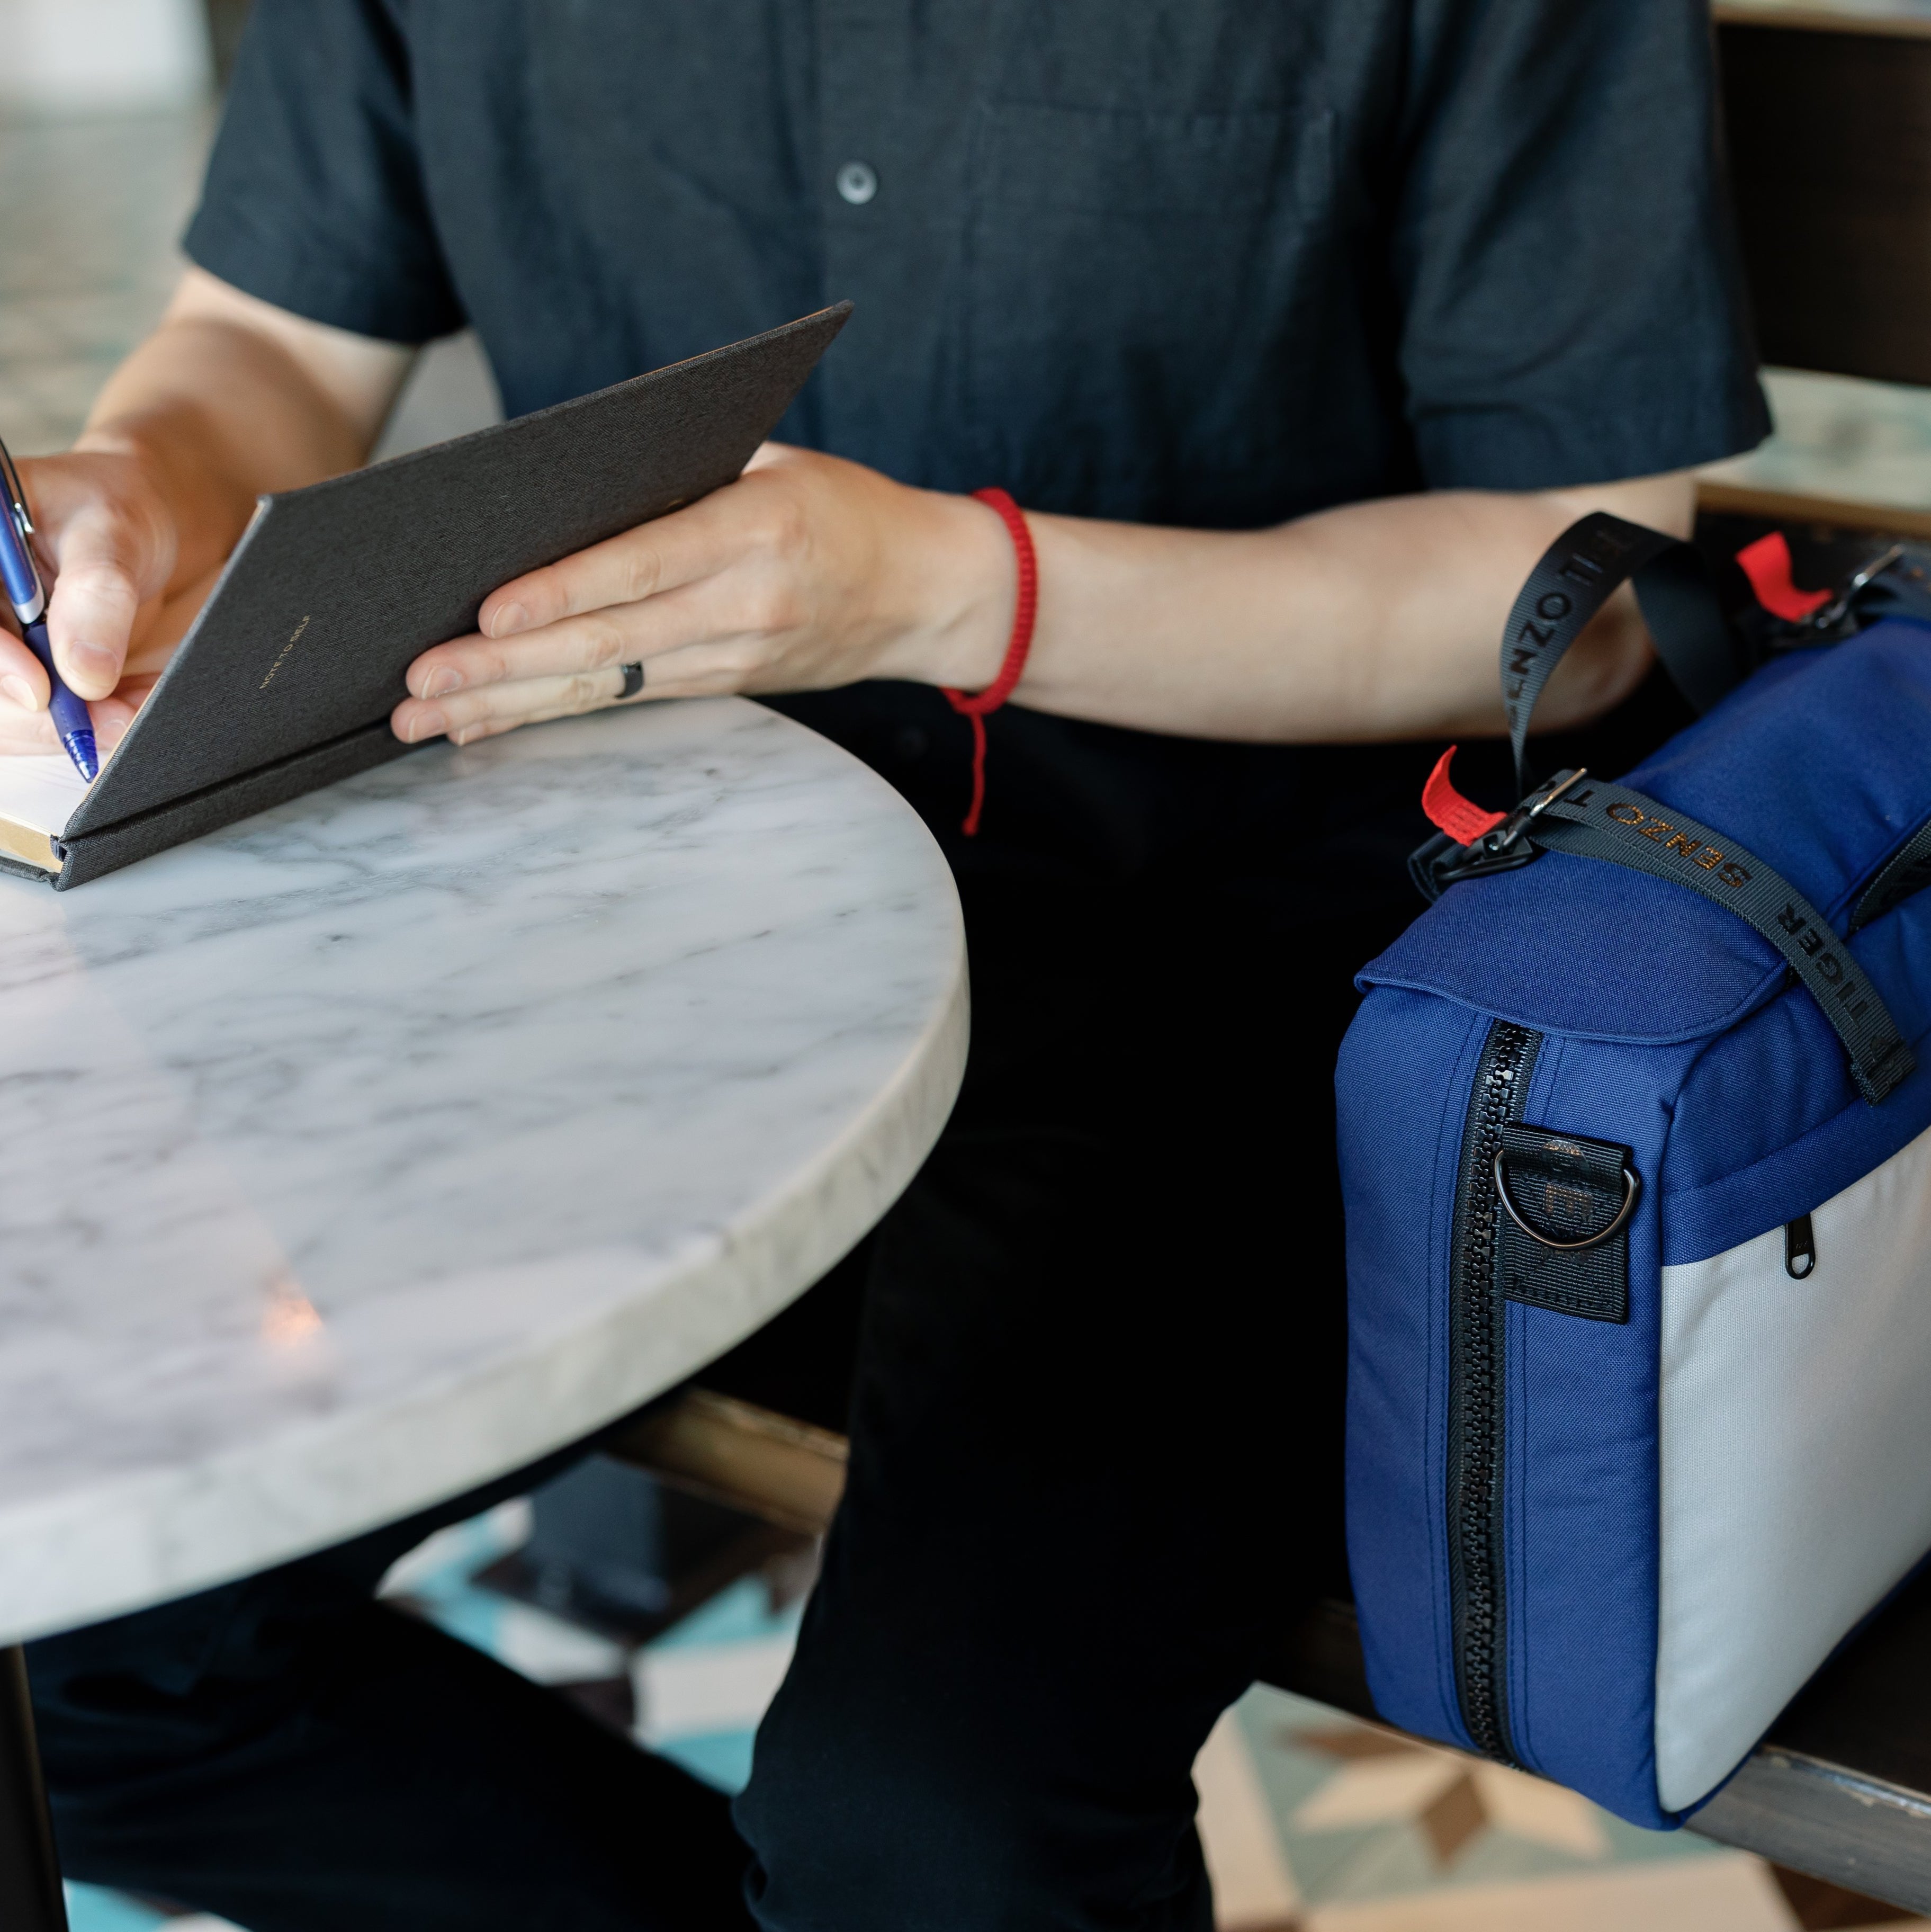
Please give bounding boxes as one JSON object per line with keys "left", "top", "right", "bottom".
{"left": 1447, "top": 1018, "right": 1542, "bottom": 1765}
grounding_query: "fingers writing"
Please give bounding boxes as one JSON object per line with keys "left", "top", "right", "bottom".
{"left": 0, "top": 674, "right": 148, "bottom": 758}
{"left": 0, "top": 623, "right": 48, "bottom": 715}
{"left": 0, "top": 454, "right": 183, "bottom": 756}
{"left": 23, "top": 453, "right": 177, "bottom": 701}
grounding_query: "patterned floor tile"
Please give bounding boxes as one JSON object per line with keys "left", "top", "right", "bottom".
{"left": 385, "top": 1511, "right": 1930, "bottom": 1932}
{"left": 1197, "top": 1711, "right": 1303, "bottom": 1930}
{"left": 381, "top": 1496, "right": 634, "bottom": 1685}
{"left": 628, "top": 1575, "right": 806, "bottom": 1792}
{"left": 1215, "top": 1683, "right": 1761, "bottom": 1925}
{"left": 634, "top": 1631, "right": 797, "bottom": 1746}
{"left": 1770, "top": 1864, "right": 1930, "bottom": 1929}
{"left": 65, "top": 1886, "right": 167, "bottom": 1931}
{"left": 64, "top": 1885, "right": 241, "bottom": 1932}
{"left": 1292, "top": 1751, "right": 1468, "bottom": 1838}
{"left": 1299, "top": 1851, "right": 1797, "bottom": 1931}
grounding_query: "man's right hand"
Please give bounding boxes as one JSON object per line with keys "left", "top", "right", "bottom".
{"left": 0, "top": 267, "right": 413, "bottom": 760}
{"left": 0, "top": 449, "right": 191, "bottom": 758}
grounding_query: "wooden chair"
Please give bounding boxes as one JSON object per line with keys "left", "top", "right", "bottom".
{"left": 608, "top": 1390, "right": 848, "bottom": 1541}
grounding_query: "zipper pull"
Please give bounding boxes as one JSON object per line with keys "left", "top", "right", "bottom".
{"left": 1785, "top": 1214, "right": 1817, "bottom": 1280}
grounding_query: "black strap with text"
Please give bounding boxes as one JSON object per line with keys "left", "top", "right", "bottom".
{"left": 1501, "top": 513, "right": 1751, "bottom": 794}
{"left": 1528, "top": 779, "right": 1916, "bottom": 1104}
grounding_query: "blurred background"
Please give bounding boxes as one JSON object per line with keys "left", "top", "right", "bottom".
{"left": 0, "top": 0, "right": 499, "bottom": 465}
{"left": 7, "top": 4, "right": 1931, "bottom": 1930}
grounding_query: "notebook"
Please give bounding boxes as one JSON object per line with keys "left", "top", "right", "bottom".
{"left": 0, "top": 303, "right": 851, "bottom": 889}
{"left": 0, "top": 754, "right": 87, "bottom": 875}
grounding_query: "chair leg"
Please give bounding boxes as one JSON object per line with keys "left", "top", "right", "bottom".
{"left": 0, "top": 1647, "right": 67, "bottom": 1932}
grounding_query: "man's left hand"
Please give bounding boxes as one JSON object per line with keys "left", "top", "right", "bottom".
{"left": 392, "top": 444, "right": 1012, "bottom": 747}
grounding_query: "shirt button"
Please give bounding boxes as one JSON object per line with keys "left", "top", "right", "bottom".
{"left": 836, "top": 161, "right": 879, "bottom": 205}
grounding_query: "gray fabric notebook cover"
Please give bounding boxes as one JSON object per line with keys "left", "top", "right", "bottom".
{"left": 46, "top": 303, "right": 851, "bottom": 888}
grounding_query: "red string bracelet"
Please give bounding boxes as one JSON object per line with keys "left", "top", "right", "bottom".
{"left": 942, "top": 487, "right": 1038, "bottom": 836}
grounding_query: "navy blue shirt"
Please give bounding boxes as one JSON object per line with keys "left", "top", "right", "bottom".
{"left": 185, "top": 0, "right": 1767, "bottom": 901}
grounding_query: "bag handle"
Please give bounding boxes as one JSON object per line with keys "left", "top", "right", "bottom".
{"left": 1849, "top": 816, "right": 1931, "bottom": 935}
{"left": 1502, "top": 512, "right": 1751, "bottom": 794}
{"left": 1530, "top": 777, "right": 1916, "bottom": 1105}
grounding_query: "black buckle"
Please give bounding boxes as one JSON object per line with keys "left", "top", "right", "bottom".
{"left": 1785, "top": 542, "right": 1905, "bottom": 644}
{"left": 1409, "top": 768, "right": 1590, "bottom": 904}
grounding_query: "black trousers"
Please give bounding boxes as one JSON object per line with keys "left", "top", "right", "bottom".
{"left": 26, "top": 1442, "right": 755, "bottom": 1932}
{"left": 27, "top": 856, "right": 1405, "bottom": 1931}
{"left": 732, "top": 870, "right": 1402, "bottom": 1932}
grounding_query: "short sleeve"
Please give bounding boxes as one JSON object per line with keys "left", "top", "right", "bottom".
{"left": 1395, "top": 0, "right": 1770, "bottom": 490}
{"left": 182, "top": 0, "right": 464, "bottom": 345}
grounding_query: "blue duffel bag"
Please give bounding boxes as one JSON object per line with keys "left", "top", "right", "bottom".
{"left": 1340, "top": 513, "right": 1931, "bottom": 1827}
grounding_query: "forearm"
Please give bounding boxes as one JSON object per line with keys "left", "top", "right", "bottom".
{"left": 76, "top": 334, "right": 346, "bottom": 596}
{"left": 971, "top": 472, "right": 1696, "bottom": 744}
{"left": 398, "top": 448, "right": 1697, "bottom": 753}
{"left": 72, "top": 270, "right": 412, "bottom": 602}
{"left": 0, "top": 269, "right": 419, "bottom": 713}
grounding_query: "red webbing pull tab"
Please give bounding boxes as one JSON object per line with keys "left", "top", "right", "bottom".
{"left": 1735, "top": 532, "right": 1831, "bottom": 622}
{"left": 1422, "top": 746, "right": 1507, "bottom": 846}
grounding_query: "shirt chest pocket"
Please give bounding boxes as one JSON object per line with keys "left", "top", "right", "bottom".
{"left": 960, "top": 100, "right": 1337, "bottom": 521}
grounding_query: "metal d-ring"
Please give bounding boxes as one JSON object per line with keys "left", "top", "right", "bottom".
{"left": 1492, "top": 1149, "right": 1641, "bottom": 1253}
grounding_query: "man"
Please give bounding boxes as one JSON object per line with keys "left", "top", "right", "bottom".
{"left": 8, "top": 3, "right": 1766, "bottom": 1928}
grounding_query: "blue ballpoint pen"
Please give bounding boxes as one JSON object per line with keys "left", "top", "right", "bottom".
{"left": 0, "top": 435, "right": 96, "bottom": 781}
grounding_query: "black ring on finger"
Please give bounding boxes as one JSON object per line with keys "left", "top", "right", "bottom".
{"left": 616, "top": 662, "right": 644, "bottom": 700}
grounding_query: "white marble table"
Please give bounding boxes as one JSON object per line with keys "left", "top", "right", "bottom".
{"left": 0, "top": 697, "right": 967, "bottom": 1647}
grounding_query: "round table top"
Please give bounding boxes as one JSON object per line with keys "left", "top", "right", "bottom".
{"left": 0, "top": 700, "right": 966, "bottom": 1645}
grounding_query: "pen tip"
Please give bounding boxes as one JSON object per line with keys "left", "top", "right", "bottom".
{"left": 65, "top": 729, "right": 98, "bottom": 782}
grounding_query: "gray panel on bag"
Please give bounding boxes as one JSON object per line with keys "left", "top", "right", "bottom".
{"left": 1656, "top": 1119, "right": 1931, "bottom": 1813}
